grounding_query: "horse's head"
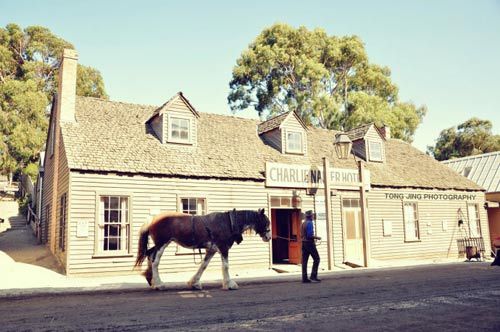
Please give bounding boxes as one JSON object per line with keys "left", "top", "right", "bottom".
{"left": 255, "top": 208, "right": 271, "bottom": 242}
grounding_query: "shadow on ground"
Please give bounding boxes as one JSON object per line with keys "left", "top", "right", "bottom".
{"left": 0, "top": 225, "right": 64, "bottom": 274}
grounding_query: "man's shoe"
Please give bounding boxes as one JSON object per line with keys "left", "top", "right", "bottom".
{"left": 311, "top": 277, "right": 321, "bottom": 282}
{"left": 302, "top": 279, "right": 311, "bottom": 283}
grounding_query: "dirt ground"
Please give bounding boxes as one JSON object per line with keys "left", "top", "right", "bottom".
{"left": 1, "top": 262, "right": 499, "bottom": 331}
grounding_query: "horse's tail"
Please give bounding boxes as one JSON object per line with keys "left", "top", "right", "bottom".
{"left": 134, "top": 223, "right": 150, "bottom": 268}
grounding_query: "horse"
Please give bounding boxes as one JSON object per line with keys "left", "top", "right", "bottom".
{"left": 134, "top": 208, "right": 271, "bottom": 290}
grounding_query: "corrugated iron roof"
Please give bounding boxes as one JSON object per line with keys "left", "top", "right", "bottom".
{"left": 442, "top": 151, "right": 500, "bottom": 193}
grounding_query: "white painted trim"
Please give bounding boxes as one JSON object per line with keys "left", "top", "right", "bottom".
{"left": 367, "top": 140, "right": 383, "bottom": 162}
{"left": 93, "top": 192, "right": 133, "bottom": 257}
{"left": 167, "top": 113, "right": 192, "bottom": 144}
{"left": 284, "top": 129, "right": 304, "bottom": 155}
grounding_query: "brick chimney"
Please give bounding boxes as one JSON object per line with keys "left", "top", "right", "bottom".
{"left": 380, "top": 124, "right": 391, "bottom": 139}
{"left": 58, "top": 49, "right": 78, "bottom": 123}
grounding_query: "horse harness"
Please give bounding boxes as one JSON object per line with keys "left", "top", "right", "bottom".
{"left": 191, "top": 215, "right": 213, "bottom": 248}
{"left": 190, "top": 210, "right": 242, "bottom": 249}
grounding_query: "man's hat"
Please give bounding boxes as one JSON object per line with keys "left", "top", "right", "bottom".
{"left": 305, "top": 210, "right": 314, "bottom": 218}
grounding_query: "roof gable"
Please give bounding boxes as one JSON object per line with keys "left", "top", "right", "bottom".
{"left": 147, "top": 92, "right": 199, "bottom": 124}
{"left": 257, "top": 111, "right": 307, "bottom": 135}
{"left": 346, "top": 123, "right": 385, "bottom": 142}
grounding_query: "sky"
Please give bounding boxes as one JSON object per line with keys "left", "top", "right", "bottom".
{"left": 1, "top": 0, "right": 499, "bottom": 152}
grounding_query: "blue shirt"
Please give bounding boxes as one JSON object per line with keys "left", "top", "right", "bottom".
{"left": 304, "top": 218, "right": 314, "bottom": 239}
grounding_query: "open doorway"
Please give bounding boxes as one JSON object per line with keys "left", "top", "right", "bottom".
{"left": 271, "top": 208, "right": 302, "bottom": 264}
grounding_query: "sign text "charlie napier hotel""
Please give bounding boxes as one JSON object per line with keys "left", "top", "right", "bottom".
{"left": 265, "top": 162, "right": 370, "bottom": 189}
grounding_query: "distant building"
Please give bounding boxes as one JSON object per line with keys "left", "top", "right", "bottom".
{"left": 37, "top": 49, "right": 491, "bottom": 276}
{"left": 443, "top": 152, "right": 500, "bottom": 249}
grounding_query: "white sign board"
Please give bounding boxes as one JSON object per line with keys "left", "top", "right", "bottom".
{"left": 76, "top": 220, "right": 88, "bottom": 238}
{"left": 265, "top": 162, "right": 370, "bottom": 190}
{"left": 314, "top": 195, "right": 327, "bottom": 243}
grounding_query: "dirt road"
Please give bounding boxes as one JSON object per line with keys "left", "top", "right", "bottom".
{"left": 1, "top": 263, "right": 499, "bottom": 331}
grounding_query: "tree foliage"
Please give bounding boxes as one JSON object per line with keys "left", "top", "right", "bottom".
{"left": 228, "top": 23, "right": 426, "bottom": 141}
{"left": 0, "top": 23, "right": 108, "bottom": 179}
{"left": 427, "top": 118, "right": 500, "bottom": 161}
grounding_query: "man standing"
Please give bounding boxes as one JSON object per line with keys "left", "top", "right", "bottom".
{"left": 301, "top": 210, "right": 321, "bottom": 283}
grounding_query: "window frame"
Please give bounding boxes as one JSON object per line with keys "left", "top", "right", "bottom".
{"left": 176, "top": 195, "right": 207, "bottom": 255}
{"left": 466, "top": 202, "right": 481, "bottom": 238}
{"left": 49, "top": 119, "right": 55, "bottom": 157}
{"left": 45, "top": 203, "right": 52, "bottom": 242}
{"left": 93, "top": 193, "right": 133, "bottom": 258}
{"left": 285, "top": 130, "right": 303, "bottom": 154}
{"left": 367, "top": 140, "right": 383, "bottom": 162}
{"left": 167, "top": 114, "right": 192, "bottom": 144}
{"left": 58, "top": 193, "right": 67, "bottom": 251}
{"left": 402, "top": 201, "right": 420, "bottom": 242}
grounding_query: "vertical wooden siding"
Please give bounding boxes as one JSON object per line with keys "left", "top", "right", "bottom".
{"left": 260, "top": 128, "right": 282, "bottom": 152}
{"left": 149, "top": 114, "right": 163, "bottom": 143}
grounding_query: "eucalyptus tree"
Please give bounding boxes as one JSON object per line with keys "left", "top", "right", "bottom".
{"left": 229, "top": 23, "right": 426, "bottom": 141}
{"left": 428, "top": 118, "right": 500, "bottom": 160}
{"left": 0, "top": 23, "right": 107, "bottom": 180}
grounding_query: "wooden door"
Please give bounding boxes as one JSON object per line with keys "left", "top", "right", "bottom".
{"left": 344, "top": 207, "right": 365, "bottom": 266}
{"left": 288, "top": 210, "right": 302, "bottom": 264}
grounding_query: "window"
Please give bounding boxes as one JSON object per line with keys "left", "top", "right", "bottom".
{"left": 467, "top": 203, "right": 481, "bottom": 237}
{"left": 286, "top": 131, "right": 303, "bottom": 153}
{"left": 176, "top": 197, "right": 206, "bottom": 254}
{"left": 181, "top": 198, "right": 206, "bottom": 215}
{"left": 49, "top": 120, "right": 55, "bottom": 157}
{"left": 463, "top": 166, "right": 472, "bottom": 178}
{"left": 59, "top": 194, "right": 67, "bottom": 251}
{"left": 270, "top": 196, "right": 293, "bottom": 208}
{"left": 45, "top": 204, "right": 51, "bottom": 241}
{"left": 403, "top": 202, "right": 420, "bottom": 241}
{"left": 368, "top": 140, "right": 383, "bottom": 162}
{"left": 169, "top": 116, "right": 190, "bottom": 143}
{"left": 98, "top": 196, "right": 130, "bottom": 253}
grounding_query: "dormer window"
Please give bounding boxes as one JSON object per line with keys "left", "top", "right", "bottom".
{"left": 286, "top": 131, "right": 303, "bottom": 154}
{"left": 368, "top": 140, "right": 383, "bottom": 162}
{"left": 168, "top": 115, "right": 190, "bottom": 143}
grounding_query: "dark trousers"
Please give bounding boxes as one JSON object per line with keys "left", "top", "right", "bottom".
{"left": 302, "top": 241, "right": 320, "bottom": 280}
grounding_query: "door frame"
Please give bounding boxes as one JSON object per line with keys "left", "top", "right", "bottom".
{"left": 341, "top": 198, "right": 366, "bottom": 267}
{"left": 270, "top": 207, "right": 302, "bottom": 264}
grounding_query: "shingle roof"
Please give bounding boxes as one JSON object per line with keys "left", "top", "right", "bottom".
{"left": 257, "top": 112, "right": 291, "bottom": 134}
{"left": 147, "top": 92, "right": 199, "bottom": 123}
{"left": 346, "top": 123, "right": 385, "bottom": 141}
{"left": 346, "top": 123, "right": 372, "bottom": 141}
{"left": 60, "top": 96, "right": 483, "bottom": 191}
{"left": 442, "top": 152, "right": 500, "bottom": 193}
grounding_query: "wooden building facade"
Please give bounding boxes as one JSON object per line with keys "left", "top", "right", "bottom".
{"left": 39, "top": 50, "right": 491, "bottom": 276}
{"left": 443, "top": 152, "right": 500, "bottom": 250}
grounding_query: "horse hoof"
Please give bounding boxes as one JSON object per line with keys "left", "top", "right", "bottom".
{"left": 223, "top": 280, "right": 239, "bottom": 290}
{"left": 152, "top": 283, "right": 167, "bottom": 291}
{"left": 189, "top": 282, "right": 203, "bottom": 290}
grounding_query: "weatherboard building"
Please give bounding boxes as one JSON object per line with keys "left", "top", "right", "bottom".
{"left": 37, "top": 50, "right": 491, "bottom": 276}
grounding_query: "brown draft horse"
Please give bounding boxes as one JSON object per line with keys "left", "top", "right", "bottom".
{"left": 135, "top": 208, "right": 271, "bottom": 290}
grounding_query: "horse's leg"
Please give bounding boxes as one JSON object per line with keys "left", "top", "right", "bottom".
{"left": 150, "top": 242, "right": 169, "bottom": 290}
{"left": 143, "top": 246, "right": 157, "bottom": 286}
{"left": 144, "top": 255, "right": 153, "bottom": 286}
{"left": 188, "top": 247, "right": 216, "bottom": 290}
{"left": 219, "top": 248, "right": 238, "bottom": 290}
